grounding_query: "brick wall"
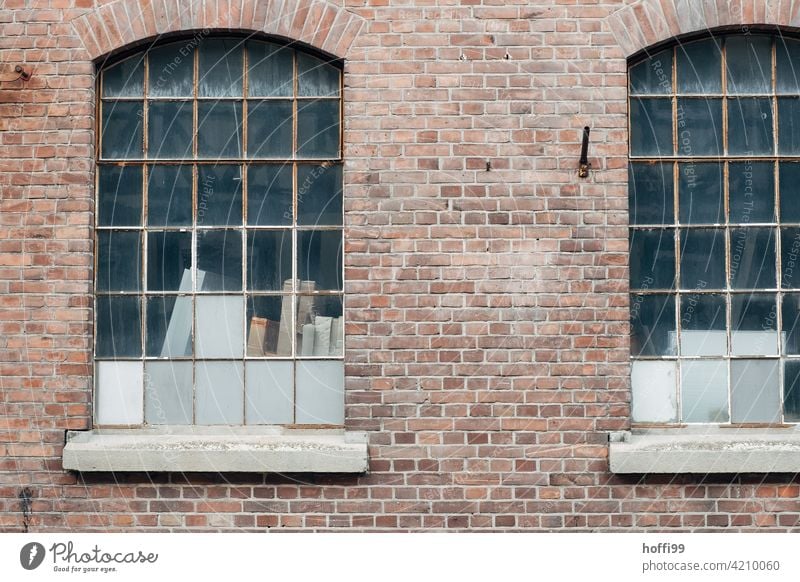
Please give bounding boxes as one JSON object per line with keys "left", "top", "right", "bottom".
{"left": 0, "top": 0, "right": 799, "bottom": 531}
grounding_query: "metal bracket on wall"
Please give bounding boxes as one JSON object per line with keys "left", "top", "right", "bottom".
{"left": 0, "top": 65, "right": 31, "bottom": 83}
{"left": 578, "top": 125, "right": 591, "bottom": 178}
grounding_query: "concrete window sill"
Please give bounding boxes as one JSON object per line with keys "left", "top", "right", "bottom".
{"left": 63, "top": 427, "right": 369, "bottom": 473}
{"left": 609, "top": 427, "right": 800, "bottom": 474}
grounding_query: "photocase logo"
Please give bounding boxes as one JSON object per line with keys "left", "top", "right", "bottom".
{"left": 19, "top": 542, "right": 46, "bottom": 570}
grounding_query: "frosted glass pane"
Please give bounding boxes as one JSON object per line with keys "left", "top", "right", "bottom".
{"left": 297, "top": 53, "right": 340, "bottom": 97}
{"left": 729, "top": 228, "right": 776, "bottom": 289}
{"left": 676, "top": 39, "right": 722, "bottom": 94}
{"left": 197, "top": 165, "right": 243, "bottom": 226}
{"left": 147, "top": 101, "right": 193, "bottom": 159}
{"left": 679, "top": 293, "right": 726, "bottom": 356}
{"left": 98, "top": 165, "right": 143, "bottom": 227}
{"left": 102, "top": 54, "right": 144, "bottom": 97}
{"left": 629, "top": 162, "right": 673, "bottom": 226}
{"left": 631, "top": 361, "right": 677, "bottom": 423}
{"left": 96, "top": 296, "right": 142, "bottom": 358}
{"left": 247, "top": 100, "right": 293, "bottom": 158}
{"left": 247, "top": 164, "right": 293, "bottom": 226}
{"left": 629, "top": 50, "right": 672, "bottom": 95}
{"left": 731, "top": 294, "right": 778, "bottom": 355}
{"left": 144, "top": 362, "right": 193, "bottom": 424}
{"left": 680, "top": 360, "right": 729, "bottom": 423}
{"left": 247, "top": 41, "right": 293, "bottom": 97}
{"left": 731, "top": 360, "right": 780, "bottom": 423}
{"left": 629, "top": 98, "right": 673, "bottom": 156}
{"left": 297, "top": 99, "right": 339, "bottom": 158}
{"left": 245, "top": 361, "right": 294, "bottom": 424}
{"left": 196, "top": 361, "right": 244, "bottom": 424}
{"left": 198, "top": 38, "right": 243, "bottom": 97}
{"left": 148, "top": 43, "right": 194, "bottom": 97}
{"left": 96, "top": 361, "right": 143, "bottom": 425}
{"left": 147, "top": 165, "right": 193, "bottom": 227}
{"left": 630, "top": 294, "right": 676, "bottom": 357}
{"left": 678, "top": 162, "right": 724, "bottom": 224}
{"left": 676, "top": 98, "right": 722, "bottom": 156}
{"left": 296, "top": 361, "right": 345, "bottom": 424}
{"left": 101, "top": 101, "right": 143, "bottom": 159}
{"left": 629, "top": 228, "right": 675, "bottom": 290}
{"left": 679, "top": 228, "right": 725, "bottom": 290}
{"left": 728, "top": 162, "right": 774, "bottom": 223}
{"left": 728, "top": 98, "right": 774, "bottom": 155}
{"left": 97, "top": 231, "right": 141, "bottom": 292}
{"left": 145, "top": 295, "right": 193, "bottom": 357}
{"left": 726, "top": 35, "right": 772, "bottom": 94}
{"left": 196, "top": 295, "right": 244, "bottom": 358}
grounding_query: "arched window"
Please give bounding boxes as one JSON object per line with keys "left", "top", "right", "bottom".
{"left": 628, "top": 33, "right": 800, "bottom": 425}
{"left": 94, "top": 36, "right": 344, "bottom": 427}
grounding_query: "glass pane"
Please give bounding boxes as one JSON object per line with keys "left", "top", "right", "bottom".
{"left": 195, "top": 295, "right": 244, "bottom": 358}
{"left": 728, "top": 98, "right": 774, "bottom": 155}
{"left": 297, "top": 99, "right": 340, "bottom": 158}
{"left": 630, "top": 294, "right": 676, "bottom": 356}
{"left": 198, "top": 38, "right": 243, "bottom": 98}
{"left": 680, "top": 360, "right": 729, "bottom": 423}
{"left": 296, "top": 294, "right": 343, "bottom": 357}
{"left": 629, "top": 50, "right": 672, "bottom": 95}
{"left": 679, "top": 293, "right": 726, "bottom": 356}
{"left": 676, "top": 98, "right": 723, "bottom": 156}
{"left": 102, "top": 54, "right": 144, "bottom": 97}
{"left": 630, "top": 361, "right": 677, "bottom": 423}
{"left": 101, "top": 101, "right": 143, "bottom": 159}
{"left": 784, "top": 360, "right": 800, "bottom": 422}
{"left": 731, "top": 293, "right": 778, "bottom": 356}
{"left": 96, "top": 296, "right": 142, "bottom": 358}
{"left": 97, "top": 165, "right": 142, "bottom": 227}
{"left": 147, "top": 42, "right": 194, "bottom": 97}
{"left": 297, "top": 52, "right": 340, "bottom": 97}
{"left": 678, "top": 162, "right": 724, "bottom": 224}
{"left": 629, "top": 228, "right": 675, "bottom": 290}
{"left": 247, "top": 164, "right": 293, "bottom": 226}
{"left": 729, "top": 227, "right": 776, "bottom": 289}
{"left": 728, "top": 162, "right": 775, "bottom": 223}
{"left": 676, "top": 39, "right": 722, "bottom": 94}
{"left": 679, "top": 228, "right": 725, "bottom": 290}
{"left": 144, "top": 361, "right": 193, "bottom": 424}
{"left": 297, "top": 230, "right": 343, "bottom": 291}
{"left": 197, "top": 101, "right": 243, "bottom": 159}
{"left": 245, "top": 361, "right": 294, "bottom": 424}
{"left": 295, "top": 361, "right": 345, "bottom": 424}
{"left": 779, "top": 97, "right": 800, "bottom": 155}
{"left": 145, "top": 295, "right": 192, "bottom": 357}
{"left": 629, "top": 98, "right": 673, "bottom": 156}
{"left": 147, "top": 101, "right": 193, "bottom": 159}
{"left": 777, "top": 38, "right": 800, "bottom": 94}
{"left": 247, "top": 41, "right": 293, "bottom": 97}
{"left": 726, "top": 35, "right": 772, "bottom": 95}
{"left": 730, "top": 360, "right": 781, "bottom": 423}
{"left": 96, "top": 361, "right": 144, "bottom": 425}
{"left": 147, "top": 231, "right": 192, "bottom": 291}
{"left": 96, "top": 230, "right": 141, "bottom": 292}
{"left": 247, "top": 100, "right": 293, "bottom": 158}
{"left": 297, "top": 163, "right": 343, "bottom": 226}
{"left": 197, "top": 165, "right": 243, "bottom": 226}
{"left": 196, "top": 361, "right": 244, "bottom": 424}
{"left": 782, "top": 228, "right": 800, "bottom": 289}
{"left": 629, "top": 162, "right": 673, "bottom": 226}
{"left": 196, "top": 230, "right": 242, "bottom": 291}
{"left": 780, "top": 163, "right": 800, "bottom": 222}
{"left": 247, "top": 230, "right": 292, "bottom": 291}
{"left": 247, "top": 295, "right": 292, "bottom": 357}
{"left": 147, "top": 165, "right": 192, "bottom": 227}
{"left": 782, "top": 294, "right": 800, "bottom": 354}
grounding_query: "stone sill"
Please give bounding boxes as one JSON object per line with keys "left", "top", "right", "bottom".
{"left": 63, "top": 427, "right": 369, "bottom": 473}
{"left": 609, "top": 427, "right": 800, "bottom": 474}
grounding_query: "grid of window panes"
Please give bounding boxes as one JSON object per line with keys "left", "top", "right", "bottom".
{"left": 95, "top": 37, "right": 345, "bottom": 427}
{"left": 629, "top": 34, "right": 800, "bottom": 424}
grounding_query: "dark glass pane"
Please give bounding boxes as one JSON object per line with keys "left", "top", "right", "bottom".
{"left": 145, "top": 295, "right": 193, "bottom": 357}
{"left": 101, "top": 101, "right": 143, "bottom": 159}
{"left": 147, "top": 101, "right": 193, "bottom": 159}
{"left": 147, "top": 231, "right": 192, "bottom": 292}
{"left": 197, "top": 101, "right": 243, "bottom": 158}
{"left": 196, "top": 230, "right": 242, "bottom": 291}
{"left": 678, "top": 162, "right": 724, "bottom": 224}
{"left": 676, "top": 38, "right": 722, "bottom": 94}
{"left": 247, "top": 41, "right": 293, "bottom": 97}
{"left": 726, "top": 35, "right": 772, "bottom": 95}
{"left": 247, "top": 230, "right": 292, "bottom": 291}
{"left": 297, "top": 163, "right": 343, "bottom": 226}
{"left": 781, "top": 228, "right": 800, "bottom": 289}
{"left": 679, "top": 228, "right": 725, "bottom": 290}
{"left": 676, "top": 98, "right": 722, "bottom": 156}
{"left": 628, "top": 162, "right": 673, "bottom": 225}
{"left": 247, "top": 100, "right": 293, "bottom": 158}
{"left": 731, "top": 293, "right": 778, "bottom": 356}
{"left": 147, "top": 165, "right": 193, "bottom": 227}
{"left": 198, "top": 38, "right": 243, "bottom": 97}
{"left": 197, "top": 165, "right": 243, "bottom": 226}
{"left": 679, "top": 293, "right": 726, "bottom": 356}
{"left": 148, "top": 42, "right": 194, "bottom": 97}
{"left": 102, "top": 54, "right": 144, "bottom": 97}
{"left": 777, "top": 38, "right": 800, "bottom": 94}
{"left": 96, "top": 231, "right": 141, "bottom": 292}
{"left": 782, "top": 294, "right": 800, "bottom": 354}
{"left": 630, "top": 293, "right": 676, "bottom": 356}
{"left": 780, "top": 163, "right": 800, "bottom": 222}
{"left": 629, "top": 50, "right": 672, "bottom": 95}
{"left": 629, "top": 98, "right": 673, "bottom": 156}
{"left": 96, "top": 296, "right": 142, "bottom": 358}
{"left": 297, "top": 230, "right": 343, "bottom": 291}
{"left": 629, "top": 228, "right": 675, "bottom": 290}
{"left": 731, "top": 360, "right": 780, "bottom": 423}
{"left": 97, "top": 165, "right": 142, "bottom": 227}
{"left": 728, "top": 98, "right": 774, "bottom": 155}
{"left": 783, "top": 360, "right": 800, "bottom": 422}
{"left": 297, "top": 52, "right": 340, "bottom": 97}
{"left": 297, "top": 99, "right": 339, "bottom": 158}
{"left": 779, "top": 97, "right": 800, "bottom": 154}
{"left": 728, "top": 162, "right": 775, "bottom": 223}
{"left": 246, "top": 295, "right": 291, "bottom": 356}
{"left": 247, "top": 164, "right": 293, "bottom": 226}
{"left": 729, "top": 227, "right": 776, "bottom": 289}
{"left": 296, "top": 294, "right": 344, "bottom": 357}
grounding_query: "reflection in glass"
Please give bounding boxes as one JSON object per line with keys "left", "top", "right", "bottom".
{"left": 678, "top": 162, "right": 723, "bottom": 224}
{"left": 198, "top": 38, "right": 243, "bottom": 97}
{"left": 629, "top": 228, "right": 675, "bottom": 290}
{"left": 198, "top": 101, "right": 243, "bottom": 158}
{"left": 147, "top": 101, "right": 193, "bottom": 158}
{"left": 147, "top": 165, "right": 192, "bottom": 227}
{"left": 782, "top": 228, "right": 800, "bottom": 289}
{"left": 297, "top": 53, "right": 340, "bottom": 97}
{"left": 780, "top": 163, "right": 800, "bottom": 223}
{"left": 148, "top": 43, "right": 194, "bottom": 97}
{"left": 197, "top": 165, "right": 243, "bottom": 226}
{"left": 97, "top": 231, "right": 141, "bottom": 292}
{"left": 629, "top": 50, "right": 672, "bottom": 95}
{"left": 629, "top": 98, "right": 673, "bottom": 156}
{"left": 777, "top": 39, "right": 800, "bottom": 94}
{"left": 247, "top": 164, "right": 293, "bottom": 226}
{"left": 97, "top": 165, "right": 142, "bottom": 227}
{"left": 102, "top": 55, "right": 144, "bottom": 97}
{"left": 779, "top": 97, "right": 800, "bottom": 155}
{"left": 247, "top": 41, "right": 293, "bottom": 97}
{"left": 726, "top": 35, "right": 772, "bottom": 94}
{"left": 679, "top": 228, "right": 725, "bottom": 290}
{"left": 297, "top": 164, "right": 343, "bottom": 226}
{"left": 729, "top": 227, "right": 776, "bottom": 289}
{"left": 728, "top": 162, "right": 775, "bottom": 223}
{"left": 297, "top": 100, "right": 340, "bottom": 158}
{"left": 101, "top": 101, "right": 143, "bottom": 159}
{"left": 247, "top": 100, "right": 293, "bottom": 158}
{"left": 728, "top": 98, "right": 774, "bottom": 155}
{"left": 676, "top": 98, "right": 722, "bottom": 156}
{"left": 630, "top": 294, "right": 676, "bottom": 357}
{"left": 676, "top": 39, "right": 722, "bottom": 94}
